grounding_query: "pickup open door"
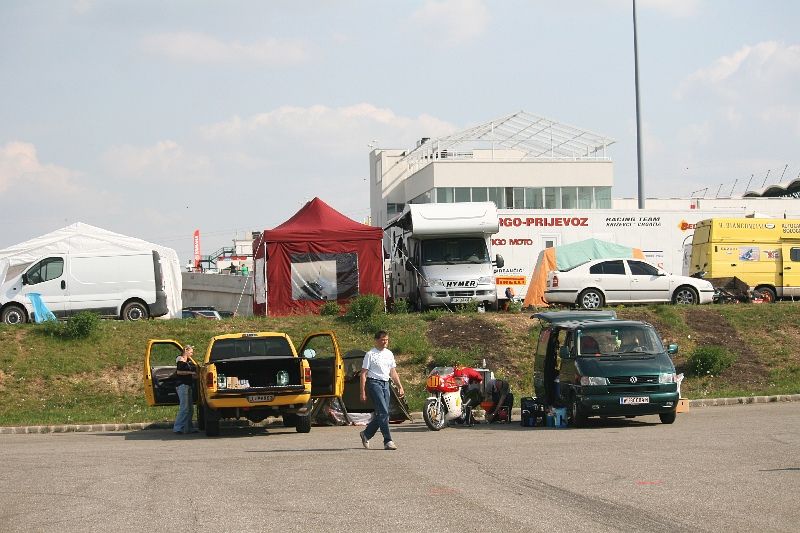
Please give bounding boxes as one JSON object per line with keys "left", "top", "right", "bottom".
{"left": 143, "top": 339, "right": 193, "bottom": 406}
{"left": 299, "top": 331, "right": 344, "bottom": 398}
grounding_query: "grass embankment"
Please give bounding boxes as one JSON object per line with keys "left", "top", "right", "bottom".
{"left": 1, "top": 304, "right": 799, "bottom": 426}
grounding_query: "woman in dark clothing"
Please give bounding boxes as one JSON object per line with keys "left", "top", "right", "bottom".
{"left": 173, "top": 345, "right": 197, "bottom": 434}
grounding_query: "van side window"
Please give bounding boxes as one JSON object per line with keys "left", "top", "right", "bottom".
{"left": 628, "top": 260, "right": 659, "bottom": 276}
{"left": 791, "top": 248, "right": 800, "bottom": 262}
{"left": 26, "top": 258, "right": 64, "bottom": 285}
{"left": 590, "top": 260, "right": 625, "bottom": 275}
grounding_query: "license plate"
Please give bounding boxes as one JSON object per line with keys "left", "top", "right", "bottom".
{"left": 451, "top": 297, "right": 471, "bottom": 303}
{"left": 247, "top": 394, "right": 274, "bottom": 403}
{"left": 621, "top": 396, "right": 649, "bottom": 405}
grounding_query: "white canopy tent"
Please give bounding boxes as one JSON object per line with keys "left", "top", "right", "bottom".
{"left": 0, "top": 222, "right": 182, "bottom": 318}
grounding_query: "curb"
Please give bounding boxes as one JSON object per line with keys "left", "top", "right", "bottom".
{"left": 2, "top": 394, "right": 800, "bottom": 435}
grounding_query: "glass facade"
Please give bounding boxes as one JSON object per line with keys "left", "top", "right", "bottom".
{"left": 408, "top": 186, "right": 613, "bottom": 209}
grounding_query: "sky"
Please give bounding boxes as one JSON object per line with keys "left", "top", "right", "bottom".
{"left": 1, "top": 0, "right": 799, "bottom": 265}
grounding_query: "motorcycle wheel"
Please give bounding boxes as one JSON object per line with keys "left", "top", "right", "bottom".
{"left": 423, "top": 398, "right": 447, "bottom": 431}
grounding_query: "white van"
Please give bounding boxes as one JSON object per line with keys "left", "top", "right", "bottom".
{"left": 0, "top": 251, "right": 169, "bottom": 324}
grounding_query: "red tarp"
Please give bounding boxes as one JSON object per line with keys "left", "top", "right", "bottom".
{"left": 253, "top": 197, "right": 384, "bottom": 316}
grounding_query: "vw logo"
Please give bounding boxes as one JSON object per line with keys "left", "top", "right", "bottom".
{"left": 630, "top": 376, "right": 638, "bottom": 384}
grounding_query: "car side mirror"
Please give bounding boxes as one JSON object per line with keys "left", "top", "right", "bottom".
{"left": 303, "top": 348, "right": 316, "bottom": 359}
{"left": 559, "top": 346, "right": 572, "bottom": 359}
{"left": 667, "top": 343, "right": 678, "bottom": 355}
{"left": 495, "top": 254, "right": 505, "bottom": 269}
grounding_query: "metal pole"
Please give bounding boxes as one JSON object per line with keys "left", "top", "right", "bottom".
{"left": 633, "top": 0, "right": 645, "bottom": 209}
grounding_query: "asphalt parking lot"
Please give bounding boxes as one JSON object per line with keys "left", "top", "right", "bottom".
{"left": 1, "top": 402, "right": 799, "bottom": 533}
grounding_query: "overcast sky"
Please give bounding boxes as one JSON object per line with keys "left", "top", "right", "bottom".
{"left": 1, "top": 0, "right": 798, "bottom": 265}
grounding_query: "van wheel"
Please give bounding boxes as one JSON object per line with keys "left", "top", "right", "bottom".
{"left": 755, "top": 287, "right": 776, "bottom": 303}
{"left": 659, "top": 411, "right": 676, "bottom": 424}
{"left": 121, "top": 301, "right": 149, "bottom": 321}
{"left": 672, "top": 286, "right": 699, "bottom": 305}
{"left": 197, "top": 404, "right": 206, "bottom": 430}
{"left": 1, "top": 304, "right": 27, "bottom": 325}
{"left": 578, "top": 289, "right": 604, "bottom": 310}
{"left": 570, "top": 396, "right": 587, "bottom": 428}
{"left": 205, "top": 408, "right": 220, "bottom": 436}
{"left": 295, "top": 415, "right": 311, "bottom": 433}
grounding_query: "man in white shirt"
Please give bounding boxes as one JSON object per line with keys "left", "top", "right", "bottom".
{"left": 359, "top": 330, "right": 405, "bottom": 450}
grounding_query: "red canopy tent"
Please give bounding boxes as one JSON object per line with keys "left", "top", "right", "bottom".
{"left": 253, "top": 197, "right": 384, "bottom": 316}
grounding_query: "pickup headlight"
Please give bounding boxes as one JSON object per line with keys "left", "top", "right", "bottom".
{"left": 422, "top": 278, "right": 444, "bottom": 287}
{"left": 579, "top": 376, "right": 609, "bottom": 386}
{"left": 659, "top": 373, "right": 677, "bottom": 384}
{"left": 478, "top": 276, "right": 493, "bottom": 285}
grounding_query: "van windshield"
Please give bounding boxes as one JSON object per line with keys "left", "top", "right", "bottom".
{"left": 577, "top": 325, "right": 663, "bottom": 356}
{"left": 421, "top": 238, "right": 489, "bottom": 265}
{"left": 210, "top": 337, "right": 293, "bottom": 361}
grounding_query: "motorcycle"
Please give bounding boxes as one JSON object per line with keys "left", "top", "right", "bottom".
{"left": 423, "top": 367, "right": 469, "bottom": 431}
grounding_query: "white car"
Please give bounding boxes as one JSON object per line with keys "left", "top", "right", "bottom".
{"left": 545, "top": 257, "right": 714, "bottom": 309}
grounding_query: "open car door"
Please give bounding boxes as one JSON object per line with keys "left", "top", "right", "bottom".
{"left": 299, "top": 331, "right": 344, "bottom": 398}
{"left": 143, "top": 339, "right": 186, "bottom": 406}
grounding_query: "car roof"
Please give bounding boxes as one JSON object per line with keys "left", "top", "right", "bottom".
{"left": 532, "top": 310, "right": 617, "bottom": 325}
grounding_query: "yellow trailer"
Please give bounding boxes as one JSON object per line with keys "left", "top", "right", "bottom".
{"left": 690, "top": 218, "right": 800, "bottom": 302}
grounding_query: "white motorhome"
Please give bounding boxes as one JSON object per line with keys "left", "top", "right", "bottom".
{"left": 385, "top": 202, "right": 504, "bottom": 311}
{"left": 0, "top": 251, "right": 169, "bottom": 324}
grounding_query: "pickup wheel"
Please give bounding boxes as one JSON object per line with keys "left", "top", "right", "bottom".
{"left": 295, "top": 415, "right": 311, "bottom": 433}
{"left": 282, "top": 413, "right": 298, "bottom": 427}
{"left": 205, "top": 407, "right": 220, "bottom": 436}
{"left": 197, "top": 404, "right": 206, "bottom": 430}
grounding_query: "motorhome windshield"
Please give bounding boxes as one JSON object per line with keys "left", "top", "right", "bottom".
{"left": 421, "top": 238, "right": 489, "bottom": 265}
{"left": 577, "top": 325, "right": 664, "bottom": 356}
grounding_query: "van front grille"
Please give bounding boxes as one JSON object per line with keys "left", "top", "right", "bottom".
{"left": 609, "top": 375, "right": 658, "bottom": 385}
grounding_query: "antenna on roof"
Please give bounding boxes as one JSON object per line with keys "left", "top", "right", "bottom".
{"left": 761, "top": 169, "right": 771, "bottom": 188}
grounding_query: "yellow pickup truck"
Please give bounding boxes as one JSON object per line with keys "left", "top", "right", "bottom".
{"left": 143, "top": 331, "right": 344, "bottom": 436}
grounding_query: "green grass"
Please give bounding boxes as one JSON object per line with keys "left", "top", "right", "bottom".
{"left": 2, "top": 303, "right": 800, "bottom": 426}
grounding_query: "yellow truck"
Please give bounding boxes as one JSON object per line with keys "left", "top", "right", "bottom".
{"left": 689, "top": 218, "right": 800, "bottom": 302}
{"left": 143, "top": 331, "right": 344, "bottom": 436}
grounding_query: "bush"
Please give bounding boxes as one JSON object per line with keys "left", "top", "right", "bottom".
{"left": 507, "top": 300, "right": 523, "bottom": 313}
{"left": 345, "top": 294, "right": 384, "bottom": 322}
{"left": 39, "top": 311, "right": 101, "bottom": 339}
{"left": 389, "top": 298, "right": 410, "bottom": 314}
{"left": 687, "top": 345, "right": 736, "bottom": 376}
{"left": 455, "top": 300, "right": 481, "bottom": 314}
{"left": 319, "top": 301, "right": 340, "bottom": 316}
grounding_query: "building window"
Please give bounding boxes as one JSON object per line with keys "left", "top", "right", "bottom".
{"left": 595, "top": 187, "right": 611, "bottom": 208}
{"left": 562, "top": 187, "right": 577, "bottom": 209}
{"left": 505, "top": 188, "right": 514, "bottom": 209}
{"left": 512, "top": 187, "right": 524, "bottom": 209}
{"left": 455, "top": 187, "right": 471, "bottom": 202}
{"left": 436, "top": 187, "right": 454, "bottom": 203}
{"left": 387, "top": 203, "right": 405, "bottom": 217}
{"left": 488, "top": 187, "right": 504, "bottom": 208}
{"left": 525, "top": 187, "right": 543, "bottom": 209}
{"left": 578, "top": 187, "right": 593, "bottom": 208}
{"left": 544, "top": 187, "right": 561, "bottom": 209}
{"left": 472, "top": 187, "right": 488, "bottom": 202}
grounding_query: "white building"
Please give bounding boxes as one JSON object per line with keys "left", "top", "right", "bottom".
{"left": 370, "top": 111, "right": 800, "bottom": 299}
{"left": 370, "top": 110, "right": 615, "bottom": 229}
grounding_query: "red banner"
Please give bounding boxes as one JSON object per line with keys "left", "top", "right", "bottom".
{"left": 193, "top": 230, "right": 201, "bottom": 269}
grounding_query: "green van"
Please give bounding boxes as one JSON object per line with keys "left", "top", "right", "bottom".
{"left": 533, "top": 311, "right": 679, "bottom": 427}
